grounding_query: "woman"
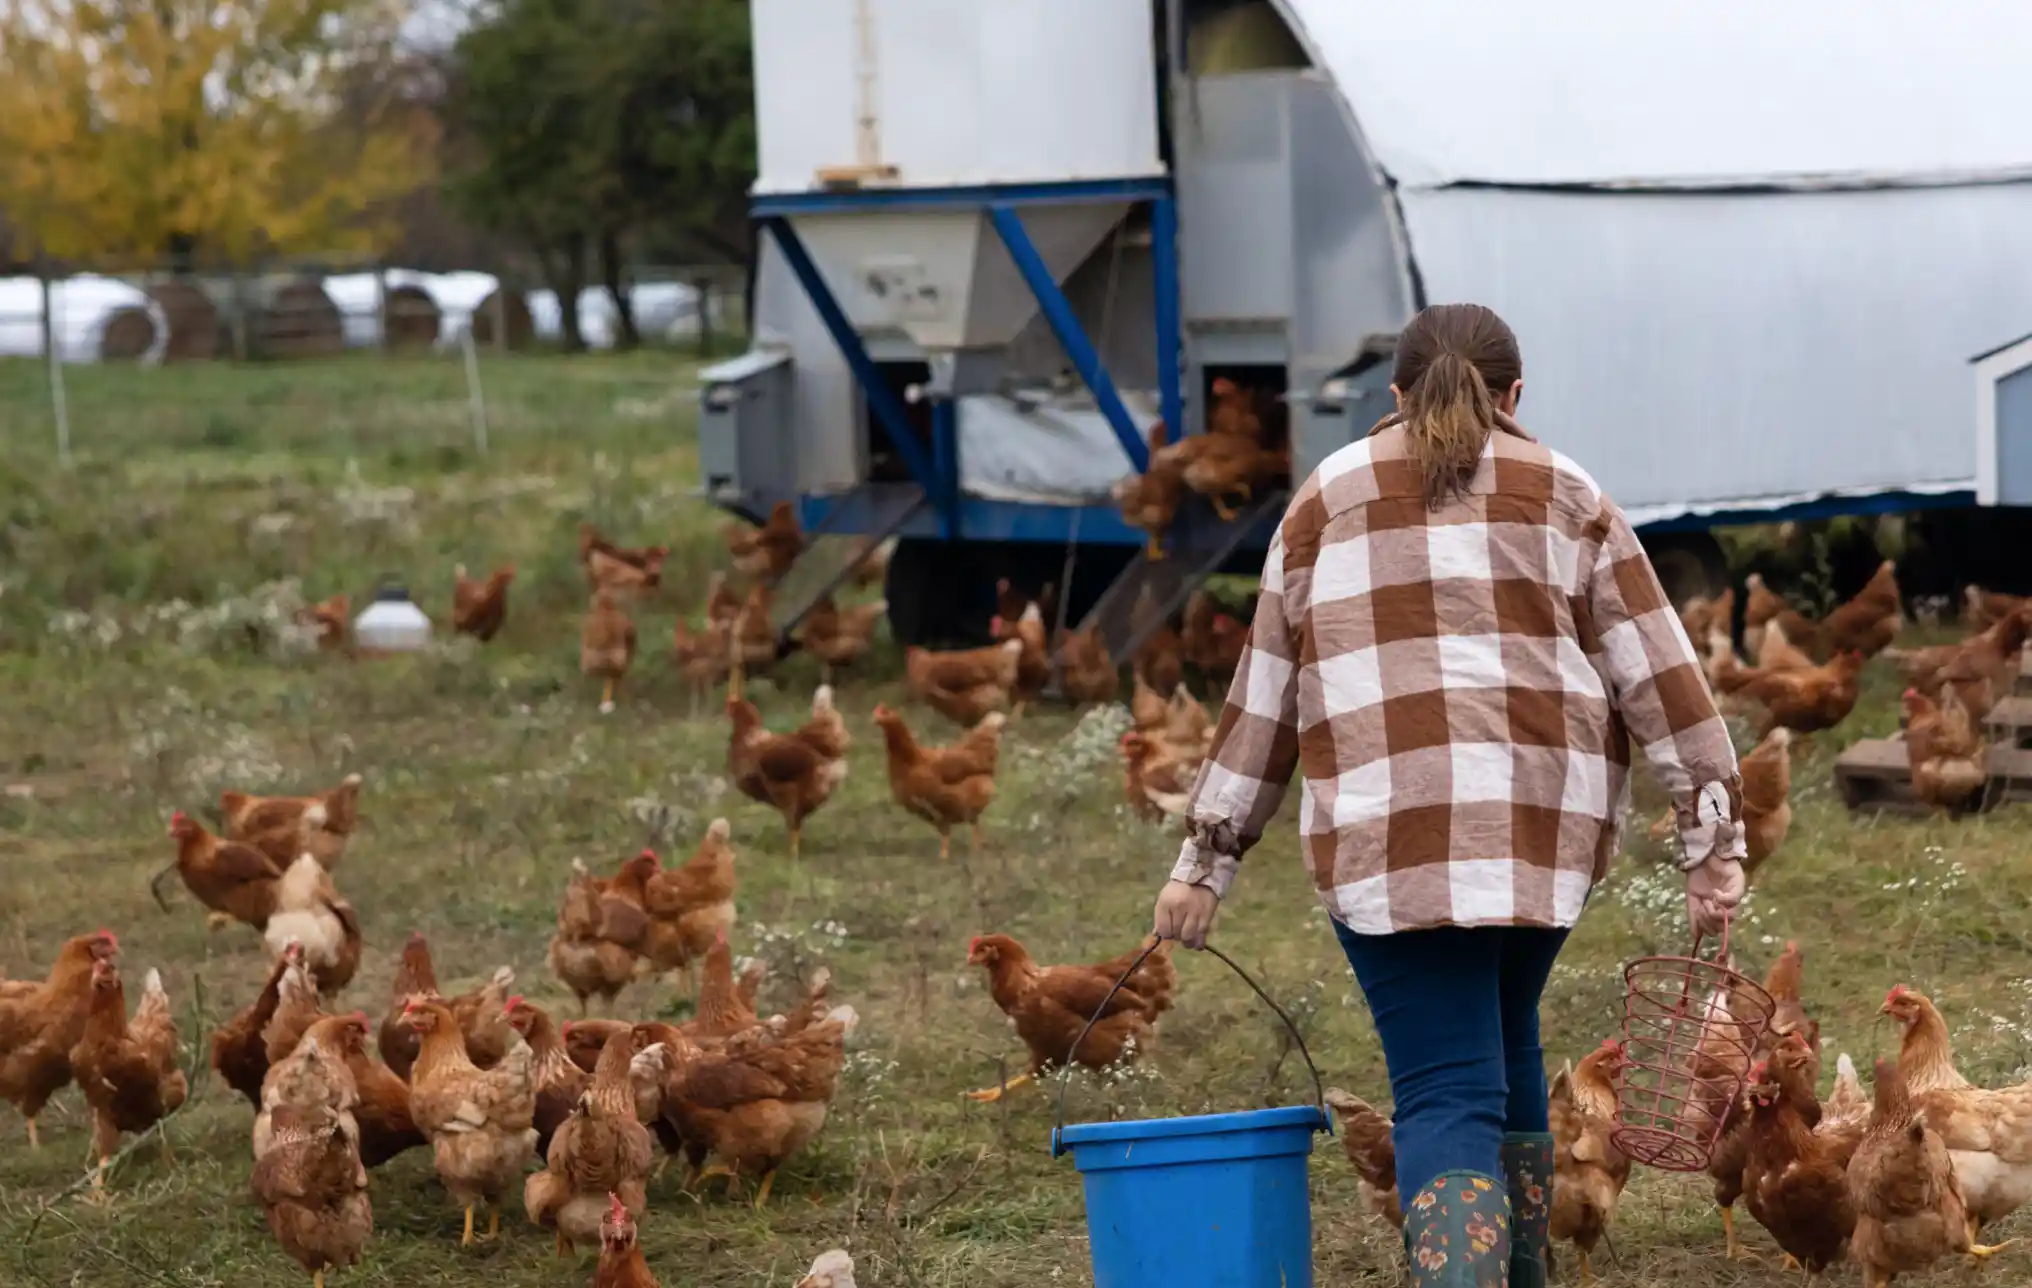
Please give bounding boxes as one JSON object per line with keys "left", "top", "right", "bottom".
{"left": 1151, "top": 303, "right": 1746, "bottom": 1288}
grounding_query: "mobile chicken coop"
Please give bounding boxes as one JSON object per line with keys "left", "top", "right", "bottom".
{"left": 698, "top": 0, "right": 2032, "bottom": 652}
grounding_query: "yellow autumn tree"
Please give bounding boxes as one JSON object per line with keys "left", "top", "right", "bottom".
{"left": 0, "top": 0, "right": 433, "bottom": 266}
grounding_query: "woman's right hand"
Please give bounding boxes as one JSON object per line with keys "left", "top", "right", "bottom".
{"left": 1684, "top": 852, "right": 1746, "bottom": 937}
{"left": 1152, "top": 880, "right": 1221, "bottom": 950}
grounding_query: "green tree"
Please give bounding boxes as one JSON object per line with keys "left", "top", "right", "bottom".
{"left": 446, "top": 0, "right": 753, "bottom": 350}
{"left": 0, "top": 0, "right": 430, "bottom": 268}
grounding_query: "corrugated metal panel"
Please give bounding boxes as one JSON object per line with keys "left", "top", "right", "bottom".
{"left": 1276, "top": 0, "right": 2032, "bottom": 189}
{"left": 1997, "top": 367, "right": 2032, "bottom": 507}
{"left": 1398, "top": 183, "right": 2032, "bottom": 520}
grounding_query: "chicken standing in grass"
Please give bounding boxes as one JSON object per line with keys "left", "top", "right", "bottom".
{"left": 69, "top": 959, "right": 187, "bottom": 1190}
{"left": 451, "top": 564, "right": 515, "bottom": 641}
{"left": 1, "top": 930, "right": 119, "bottom": 1149}
{"left": 402, "top": 997, "right": 538, "bottom": 1247}
{"left": 961, "top": 933, "right": 1175, "bottom": 1102}
{"left": 581, "top": 592, "right": 637, "bottom": 714}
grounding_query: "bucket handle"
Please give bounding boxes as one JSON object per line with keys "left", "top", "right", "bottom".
{"left": 1050, "top": 939, "right": 1331, "bottom": 1156}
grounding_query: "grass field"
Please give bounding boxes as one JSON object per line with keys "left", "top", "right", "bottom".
{"left": 1, "top": 351, "right": 2029, "bottom": 1288}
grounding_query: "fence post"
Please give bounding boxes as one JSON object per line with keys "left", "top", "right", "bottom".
{"left": 42, "top": 272, "right": 71, "bottom": 465}
{"left": 460, "top": 328, "right": 490, "bottom": 455}
{"left": 375, "top": 263, "right": 391, "bottom": 355}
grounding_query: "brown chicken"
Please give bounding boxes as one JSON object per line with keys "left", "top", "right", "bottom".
{"left": 636, "top": 1004, "right": 858, "bottom": 1206}
{"left": 672, "top": 614, "right": 734, "bottom": 717}
{"left": 1321, "top": 1088, "right": 1401, "bottom": 1225}
{"left": 683, "top": 933, "right": 764, "bottom": 1042}
{"left": 705, "top": 571, "right": 744, "bottom": 629}
{"left": 1549, "top": 1041, "right": 1631, "bottom": 1282}
{"left": 725, "top": 500, "right": 805, "bottom": 584}
{"left": 1182, "top": 592, "right": 1249, "bottom": 684}
{"left": 582, "top": 591, "right": 637, "bottom": 713}
{"left": 262, "top": 855, "right": 363, "bottom": 997}
{"left": 0, "top": 934, "right": 122, "bottom": 1145}
{"left": 1755, "top": 620, "right": 1818, "bottom": 671}
{"left": 452, "top": 564, "right": 515, "bottom": 641}
{"left": 1171, "top": 431, "right": 1288, "bottom": 522}
{"left": 222, "top": 772, "right": 364, "bottom": 871}
{"left": 1744, "top": 574, "right": 1822, "bottom": 660}
{"left": 2, "top": 929, "right": 121, "bottom": 1147}
{"left": 1740, "top": 728, "right": 1794, "bottom": 876}
{"left": 1929, "top": 608, "right": 2030, "bottom": 720}
{"left": 1821, "top": 559, "right": 1904, "bottom": 658}
{"left": 1849, "top": 1055, "right": 1996, "bottom": 1288}
{"left": 377, "top": 933, "right": 516, "bottom": 1080}
{"left": 579, "top": 524, "right": 668, "bottom": 597}
{"left": 991, "top": 601, "right": 1053, "bottom": 711}
{"left": 1119, "top": 731, "right": 1194, "bottom": 822}
{"left": 728, "top": 691, "right": 848, "bottom": 862}
{"left": 1056, "top": 623, "right": 1120, "bottom": 704}
{"left": 158, "top": 811, "right": 286, "bottom": 931}
{"left": 1134, "top": 625, "right": 1187, "bottom": 698}
{"left": 256, "top": 1014, "right": 362, "bottom": 1160}
{"left": 525, "top": 1027, "right": 655, "bottom": 1255}
{"left": 69, "top": 960, "right": 187, "bottom": 1188}
{"left": 299, "top": 592, "right": 351, "bottom": 653}
{"left": 1965, "top": 586, "right": 2030, "bottom": 630}
{"left": 212, "top": 950, "right": 294, "bottom": 1107}
{"left": 504, "top": 996, "right": 589, "bottom": 1159}
{"left": 402, "top": 997, "right": 539, "bottom": 1246}
{"left": 264, "top": 945, "right": 332, "bottom": 1068}
{"left": 596, "top": 1193, "right": 659, "bottom": 1288}
{"left": 905, "top": 639, "right": 1024, "bottom": 727}
{"left": 1112, "top": 423, "right": 1188, "bottom": 559}
{"left": 1882, "top": 985, "right": 2032, "bottom": 1234}
{"left": 1129, "top": 672, "right": 1170, "bottom": 732}
{"left": 727, "top": 584, "right": 781, "bottom": 703}
{"left": 1729, "top": 649, "right": 1867, "bottom": 737}
{"left": 874, "top": 703, "right": 1001, "bottom": 859}
{"left": 1902, "top": 688, "right": 1989, "bottom": 813}
{"left": 1742, "top": 1038, "right": 1859, "bottom": 1279}
{"left": 549, "top": 862, "right": 645, "bottom": 1014}
{"left": 797, "top": 593, "right": 887, "bottom": 685}
{"left": 599, "top": 819, "right": 742, "bottom": 987}
{"left": 272, "top": 1004, "right": 421, "bottom": 1170}
{"left": 848, "top": 536, "right": 893, "bottom": 590}
{"left": 252, "top": 1098, "right": 372, "bottom": 1288}
{"left": 962, "top": 933, "right": 1176, "bottom": 1102}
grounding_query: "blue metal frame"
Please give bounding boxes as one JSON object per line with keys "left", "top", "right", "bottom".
{"left": 759, "top": 217, "right": 944, "bottom": 515}
{"left": 1150, "top": 194, "right": 1183, "bottom": 444}
{"left": 987, "top": 204, "right": 1149, "bottom": 472}
{"left": 752, "top": 177, "right": 1171, "bottom": 216}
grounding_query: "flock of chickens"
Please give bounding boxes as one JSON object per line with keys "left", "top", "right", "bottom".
{"left": 20, "top": 482, "right": 2032, "bottom": 1288}
{"left": 1329, "top": 943, "right": 2032, "bottom": 1288}
{"left": 1111, "top": 377, "right": 1293, "bottom": 558}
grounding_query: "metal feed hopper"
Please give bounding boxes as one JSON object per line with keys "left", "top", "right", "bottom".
{"left": 702, "top": 0, "right": 2032, "bottom": 651}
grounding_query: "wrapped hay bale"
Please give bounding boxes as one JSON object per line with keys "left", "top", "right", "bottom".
{"left": 251, "top": 278, "right": 344, "bottom": 359}
{"left": 469, "top": 287, "right": 534, "bottom": 350}
{"left": 96, "top": 306, "right": 158, "bottom": 362}
{"left": 383, "top": 283, "right": 440, "bottom": 349}
{"left": 146, "top": 280, "right": 221, "bottom": 361}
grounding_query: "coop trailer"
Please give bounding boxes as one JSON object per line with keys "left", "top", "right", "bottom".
{"left": 698, "top": 0, "right": 2032, "bottom": 653}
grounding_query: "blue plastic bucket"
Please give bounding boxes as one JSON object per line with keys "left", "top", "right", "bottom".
{"left": 1047, "top": 943, "right": 1334, "bottom": 1287}
{"left": 1054, "top": 1104, "right": 1329, "bottom": 1287}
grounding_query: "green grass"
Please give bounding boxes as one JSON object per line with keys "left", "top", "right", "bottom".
{"left": 3, "top": 354, "right": 2031, "bottom": 1286}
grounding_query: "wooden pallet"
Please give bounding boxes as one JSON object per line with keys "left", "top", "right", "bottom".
{"left": 1988, "top": 695, "right": 2032, "bottom": 750}
{"left": 1834, "top": 736, "right": 2032, "bottom": 815}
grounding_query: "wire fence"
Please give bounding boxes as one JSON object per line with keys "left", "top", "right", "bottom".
{"left": 0, "top": 263, "right": 747, "bottom": 462}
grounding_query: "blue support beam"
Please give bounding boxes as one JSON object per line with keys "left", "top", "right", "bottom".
{"left": 929, "top": 398, "right": 958, "bottom": 540}
{"left": 1150, "top": 193, "right": 1183, "bottom": 445}
{"left": 986, "top": 204, "right": 1151, "bottom": 474}
{"left": 760, "top": 217, "right": 943, "bottom": 510}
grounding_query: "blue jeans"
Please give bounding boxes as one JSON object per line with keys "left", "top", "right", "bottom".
{"left": 1333, "top": 920, "right": 1570, "bottom": 1201}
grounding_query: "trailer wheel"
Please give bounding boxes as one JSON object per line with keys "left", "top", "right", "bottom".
{"left": 1640, "top": 530, "right": 1730, "bottom": 606}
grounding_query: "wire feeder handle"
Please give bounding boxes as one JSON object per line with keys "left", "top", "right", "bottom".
{"left": 1050, "top": 939, "right": 1332, "bottom": 1155}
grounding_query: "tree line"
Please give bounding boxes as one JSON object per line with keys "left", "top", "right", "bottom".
{"left": 0, "top": 0, "right": 756, "bottom": 352}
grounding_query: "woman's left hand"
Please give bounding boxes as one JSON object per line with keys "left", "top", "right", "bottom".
{"left": 1152, "top": 880, "right": 1221, "bottom": 950}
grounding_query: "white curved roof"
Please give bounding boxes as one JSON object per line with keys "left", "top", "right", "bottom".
{"left": 1280, "top": 0, "right": 2032, "bottom": 189}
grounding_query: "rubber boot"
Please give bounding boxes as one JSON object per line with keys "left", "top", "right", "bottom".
{"left": 1501, "top": 1133, "right": 1555, "bottom": 1288}
{"left": 1401, "top": 1171, "right": 1511, "bottom": 1286}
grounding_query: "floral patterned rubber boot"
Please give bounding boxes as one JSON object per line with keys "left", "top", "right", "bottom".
{"left": 1501, "top": 1133, "right": 1555, "bottom": 1288}
{"left": 1401, "top": 1171, "right": 1512, "bottom": 1286}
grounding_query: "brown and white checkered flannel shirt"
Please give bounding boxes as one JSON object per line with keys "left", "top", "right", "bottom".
{"left": 1170, "top": 420, "right": 1745, "bottom": 932}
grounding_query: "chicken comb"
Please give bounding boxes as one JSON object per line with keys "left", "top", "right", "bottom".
{"left": 505, "top": 995, "right": 524, "bottom": 1012}
{"left": 561, "top": 1020, "right": 574, "bottom": 1036}
{"left": 989, "top": 615, "right": 1004, "bottom": 636}
{"left": 1903, "top": 687, "right": 1919, "bottom": 699}
{"left": 607, "top": 1192, "right": 627, "bottom": 1221}
{"left": 638, "top": 848, "right": 657, "bottom": 861}
{"left": 1886, "top": 984, "right": 1909, "bottom": 1003}
{"left": 714, "top": 927, "right": 729, "bottom": 947}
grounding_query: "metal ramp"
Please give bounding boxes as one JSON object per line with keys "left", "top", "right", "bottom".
{"left": 769, "top": 484, "right": 929, "bottom": 647}
{"left": 1074, "top": 491, "right": 1289, "bottom": 665}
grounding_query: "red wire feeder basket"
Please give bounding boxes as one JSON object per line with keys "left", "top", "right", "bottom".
{"left": 1610, "top": 919, "right": 1774, "bottom": 1173}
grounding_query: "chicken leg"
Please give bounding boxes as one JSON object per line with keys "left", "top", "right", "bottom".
{"left": 484, "top": 1208, "right": 501, "bottom": 1241}
{"left": 599, "top": 678, "right": 617, "bottom": 714}
{"left": 1721, "top": 1207, "right": 1760, "bottom": 1262}
{"left": 1145, "top": 534, "right": 1165, "bottom": 562}
{"left": 963, "top": 1071, "right": 1035, "bottom": 1102}
{"left": 938, "top": 828, "right": 952, "bottom": 861}
{"left": 314, "top": 1272, "right": 325, "bottom": 1288}
{"left": 24, "top": 1117, "right": 38, "bottom": 1150}
{"left": 788, "top": 823, "right": 802, "bottom": 863}
{"left": 555, "top": 1231, "right": 572, "bottom": 1258}
{"left": 461, "top": 1205, "right": 477, "bottom": 1247}
{"left": 752, "top": 1169, "right": 777, "bottom": 1209}
{"left": 1211, "top": 496, "right": 1241, "bottom": 522}
{"left": 1577, "top": 1251, "right": 1594, "bottom": 1284}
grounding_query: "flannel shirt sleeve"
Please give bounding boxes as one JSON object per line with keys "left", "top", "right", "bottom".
{"left": 1585, "top": 501, "right": 1747, "bottom": 870}
{"left": 1169, "top": 532, "right": 1303, "bottom": 898}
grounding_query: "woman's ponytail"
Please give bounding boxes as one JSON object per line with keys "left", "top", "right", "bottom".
{"left": 1383, "top": 303, "right": 1523, "bottom": 509}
